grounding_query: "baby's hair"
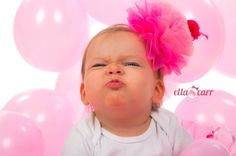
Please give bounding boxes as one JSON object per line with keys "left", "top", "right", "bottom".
{"left": 81, "top": 24, "right": 163, "bottom": 80}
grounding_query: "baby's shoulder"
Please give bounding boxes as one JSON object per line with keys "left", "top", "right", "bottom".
{"left": 151, "top": 108, "right": 180, "bottom": 131}
{"left": 62, "top": 113, "right": 97, "bottom": 155}
{"left": 152, "top": 108, "right": 177, "bottom": 123}
{"left": 73, "top": 113, "right": 97, "bottom": 137}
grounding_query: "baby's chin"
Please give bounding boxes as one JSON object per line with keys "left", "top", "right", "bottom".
{"left": 100, "top": 98, "right": 133, "bottom": 113}
{"left": 105, "top": 99, "right": 130, "bottom": 109}
{"left": 104, "top": 91, "right": 127, "bottom": 101}
{"left": 95, "top": 107, "right": 137, "bottom": 121}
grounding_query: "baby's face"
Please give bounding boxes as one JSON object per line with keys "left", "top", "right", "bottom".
{"left": 81, "top": 31, "right": 159, "bottom": 120}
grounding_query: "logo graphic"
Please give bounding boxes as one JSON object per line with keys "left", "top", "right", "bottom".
{"left": 174, "top": 85, "right": 214, "bottom": 97}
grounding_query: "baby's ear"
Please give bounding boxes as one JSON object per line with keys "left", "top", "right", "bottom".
{"left": 80, "top": 83, "right": 90, "bottom": 106}
{"left": 152, "top": 80, "right": 165, "bottom": 106}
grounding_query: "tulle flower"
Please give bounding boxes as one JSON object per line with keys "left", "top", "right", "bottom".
{"left": 127, "top": 0, "right": 194, "bottom": 75}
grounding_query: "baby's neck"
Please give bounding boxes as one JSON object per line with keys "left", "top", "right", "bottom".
{"left": 98, "top": 115, "right": 152, "bottom": 137}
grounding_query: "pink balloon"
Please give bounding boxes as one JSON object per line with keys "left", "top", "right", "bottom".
{"left": 3, "top": 89, "right": 76, "bottom": 156}
{"left": 231, "top": 144, "right": 236, "bottom": 156}
{"left": 79, "top": 0, "right": 136, "bottom": 25}
{"left": 181, "top": 139, "right": 230, "bottom": 156}
{"left": 55, "top": 61, "right": 86, "bottom": 119}
{"left": 180, "top": 120, "right": 215, "bottom": 140}
{"left": 165, "top": 0, "right": 224, "bottom": 82}
{"left": 213, "top": 0, "right": 236, "bottom": 78}
{"left": 14, "top": 0, "right": 89, "bottom": 72}
{"left": 181, "top": 121, "right": 236, "bottom": 152}
{"left": 0, "top": 111, "right": 44, "bottom": 156}
{"left": 176, "top": 90, "right": 236, "bottom": 135}
{"left": 212, "top": 127, "right": 236, "bottom": 152}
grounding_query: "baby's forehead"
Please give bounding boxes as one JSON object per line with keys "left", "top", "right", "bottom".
{"left": 89, "top": 55, "right": 146, "bottom": 62}
{"left": 87, "top": 36, "right": 146, "bottom": 60}
{"left": 92, "top": 30, "right": 141, "bottom": 44}
{"left": 88, "top": 31, "right": 144, "bottom": 51}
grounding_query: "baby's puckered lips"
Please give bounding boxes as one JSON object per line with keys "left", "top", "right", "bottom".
{"left": 105, "top": 79, "right": 125, "bottom": 89}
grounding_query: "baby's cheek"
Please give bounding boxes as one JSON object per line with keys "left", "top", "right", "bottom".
{"left": 85, "top": 81, "right": 104, "bottom": 99}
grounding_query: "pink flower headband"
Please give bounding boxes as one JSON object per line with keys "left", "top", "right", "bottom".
{"left": 127, "top": 0, "right": 207, "bottom": 75}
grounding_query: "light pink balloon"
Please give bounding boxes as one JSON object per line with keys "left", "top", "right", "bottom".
{"left": 0, "top": 111, "right": 44, "bottom": 156}
{"left": 14, "top": 0, "right": 89, "bottom": 72}
{"left": 181, "top": 139, "right": 230, "bottom": 156}
{"left": 212, "top": 127, "right": 236, "bottom": 152}
{"left": 181, "top": 120, "right": 236, "bottom": 152}
{"left": 55, "top": 61, "right": 86, "bottom": 119}
{"left": 231, "top": 143, "right": 236, "bottom": 156}
{"left": 3, "top": 89, "right": 76, "bottom": 156}
{"left": 165, "top": 0, "right": 224, "bottom": 82}
{"left": 79, "top": 0, "right": 136, "bottom": 25}
{"left": 176, "top": 90, "right": 236, "bottom": 136}
{"left": 213, "top": 0, "right": 236, "bottom": 78}
{"left": 180, "top": 120, "right": 215, "bottom": 140}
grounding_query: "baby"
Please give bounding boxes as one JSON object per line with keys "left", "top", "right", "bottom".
{"left": 62, "top": 0, "right": 198, "bottom": 155}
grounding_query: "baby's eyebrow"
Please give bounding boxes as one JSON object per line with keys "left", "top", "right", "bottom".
{"left": 90, "top": 57, "right": 108, "bottom": 62}
{"left": 120, "top": 55, "right": 145, "bottom": 61}
{"left": 89, "top": 55, "right": 145, "bottom": 63}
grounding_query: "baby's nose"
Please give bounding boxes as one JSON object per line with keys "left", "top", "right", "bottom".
{"left": 106, "top": 64, "right": 124, "bottom": 75}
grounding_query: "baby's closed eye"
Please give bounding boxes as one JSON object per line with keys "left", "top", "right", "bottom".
{"left": 91, "top": 63, "right": 107, "bottom": 68}
{"left": 124, "top": 62, "right": 140, "bottom": 67}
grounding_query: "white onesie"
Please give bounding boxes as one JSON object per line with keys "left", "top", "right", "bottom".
{"left": 61, "top": 108, "right": 192, "bottom": 156}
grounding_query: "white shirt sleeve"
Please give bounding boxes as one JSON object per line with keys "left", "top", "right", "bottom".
{"left": 171, "top": 113, "right": 193, "bottom": 156}
{"left": 151, "top": 108, "right": 193, "bottom": 156}
{"left": 61, "top": 113, "right": 97, "bottom": 156}
{"left": 61, "top": 128, "right": 90, "bottom": 156}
